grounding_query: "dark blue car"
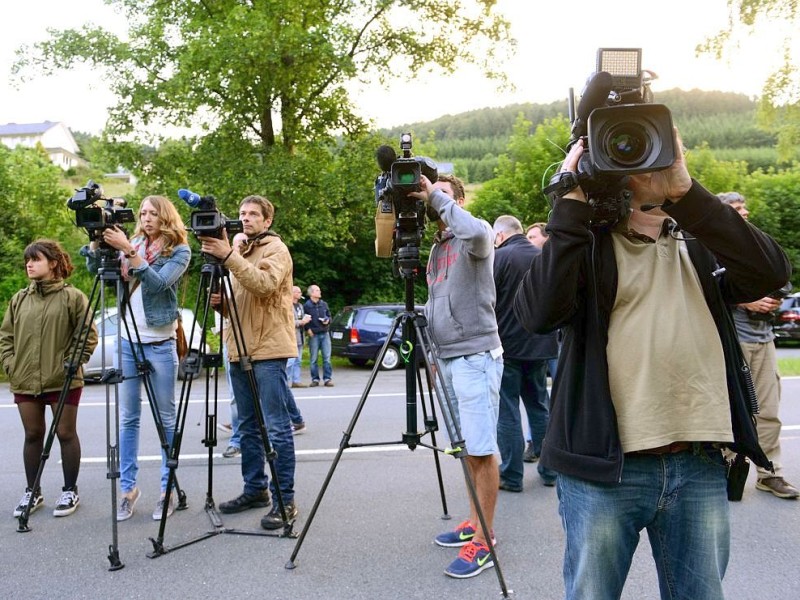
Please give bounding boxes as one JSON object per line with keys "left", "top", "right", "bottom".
{"left": 330, "top": 304, "right": 424, "bottom": 370}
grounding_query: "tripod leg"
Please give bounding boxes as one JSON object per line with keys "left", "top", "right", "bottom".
{"left": 415, "top": 357, "right": 450, "bottom": 520}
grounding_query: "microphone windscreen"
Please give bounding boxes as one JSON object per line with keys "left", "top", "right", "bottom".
{"left": 576, "top": 71, "right": 613, "bottom": 123}
{"left": 376, "top": 145, "right": 397, "bottom": 172}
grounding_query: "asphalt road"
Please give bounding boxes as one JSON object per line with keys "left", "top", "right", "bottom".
{"left": 1, "top": 365, "right": 798, "bottom": 599}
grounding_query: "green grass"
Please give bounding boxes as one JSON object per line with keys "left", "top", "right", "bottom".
{"left": 777, "top": 358, "right": 800, "bottom": 377}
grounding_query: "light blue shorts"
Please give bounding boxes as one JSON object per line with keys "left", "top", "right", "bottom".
{"left": 438, "top": 351, "right": 502, "bottom": 456}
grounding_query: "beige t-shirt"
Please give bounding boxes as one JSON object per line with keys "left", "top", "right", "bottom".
{"left": 606, "top": 224, "right": 733, "bottom": 453}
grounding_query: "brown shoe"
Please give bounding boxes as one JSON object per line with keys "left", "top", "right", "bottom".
{"left": 324, "top": 380, "right": 334, "bottom": 387}
{"left": 292, "top": 382, "right": 309, "bottom": 388}
{"left": 756, "top": 477, "right": 800, "bottom": 499}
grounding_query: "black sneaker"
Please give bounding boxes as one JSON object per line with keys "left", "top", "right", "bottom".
{"left": 13, "top": 488, "right": 43, "bottom": 518}
{"left": 53, "top": 487, "right": 80, "bottom": 517}
{"left": 219, "top": 490, "right": 271, "bottom": 514}
{"left": 260, "top": 500, "right": 298, "bottom": 530}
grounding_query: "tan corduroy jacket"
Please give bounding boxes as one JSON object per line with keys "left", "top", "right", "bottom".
{"left": 221, "top": 233, "right": 296, "bottom": 363}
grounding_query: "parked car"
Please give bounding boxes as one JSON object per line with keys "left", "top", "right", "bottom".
{"left": 330, "top": 303, "right": 424, "bottom": 370}
{"left": 83, "top": 308, "right": 209, "bottom": 381}
{"left": 773, "top": 292, "right": 800, "bottom": 343}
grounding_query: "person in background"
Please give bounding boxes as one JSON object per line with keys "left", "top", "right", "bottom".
{"left": 717, "top": 191, "right": 798, "bottom": 499}
{"left": 525, "top": 222, "right": 549, "bottom": 248}
{"left": 1, "top": 240, "right": 98, "bottom": 518}
{"left": 492, "top": 216, "right": 559, "bottom": 492}
{"left": 288, "top": 286, "right": 312, "bottom": 388}
{"left": 524, "top": 220, "right": 558, "bottom": 462}
{"left": 304, "top": 284, "right": 334, "bottom": 387}
{"left": 84, "top": 195, "right": 191, "bottom": 522}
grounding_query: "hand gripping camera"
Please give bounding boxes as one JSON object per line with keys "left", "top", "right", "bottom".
{"left": 545, "top": 48, "right": 676, "bottom": 227}
{"left": 178, "top": 188, "right": 243, "bottom": 239}
{"left": 373, "top": 134, "right": 438, "bottom": 271}
{"left": 67, "top": 180, "right": 135, "bottom": 241}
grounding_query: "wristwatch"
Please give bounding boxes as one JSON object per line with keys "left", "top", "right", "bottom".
{"left": 125, "top": 248, "right": 137, "bottom": 258}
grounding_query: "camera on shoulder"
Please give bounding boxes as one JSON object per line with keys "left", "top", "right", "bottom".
{"left": 545, "top": 48, "right": 676, "bottom": 227}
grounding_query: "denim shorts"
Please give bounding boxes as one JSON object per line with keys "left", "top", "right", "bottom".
{"left": 438, "top": 351, "right": 503, "bottom": 456}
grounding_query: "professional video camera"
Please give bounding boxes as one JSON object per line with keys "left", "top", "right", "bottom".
{"left": 67, "top": 180, "right": 135, "bottom": 240}
{"left": 544, "top": 48, "right": 676, "bottom": 227}
{"left": 373, "top": 133, "right": 438, "bottom": 275}
{"left": 178, "top": 188, "right": 244, "bottom": 240}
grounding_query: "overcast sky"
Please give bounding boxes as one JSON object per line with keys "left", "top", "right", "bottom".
{"left": 1, "top": 0, "right": 793, "bottom": 135}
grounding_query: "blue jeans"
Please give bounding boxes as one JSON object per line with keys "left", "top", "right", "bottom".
{"left": 438, "top": 352, "right": 503, "bottom": 456}
{"left": 229, "top": 359, "right": 295, "bottom": 502}
{"left": 118, "top": 339, "right": 177, "bottom": 493}
{"left": 558, "top": 446, "right": 730, "bottom": 600}
{"left": 223, "top": 344, "right": 241, "bottom": 448}
{"left": 286, "top": 342, "right": 303, "bottom": 384}
{"left": 285, "top": 389, "right": 303, "bottom": 425}
{"left": 308, "top": 333, "right": 332, "bottom": 382}
{"left": 497, "top": 358, "right": 555, "bottom": 488}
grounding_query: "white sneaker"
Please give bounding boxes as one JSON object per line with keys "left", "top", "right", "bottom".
{"left": 53, "top": 488, "right": 80, "bottom": 517}
{"left": 152, "top": 494, "right": 175, "bottom": 520}
{"left": 13, "top": 488, "right": 43, "bottom": 518}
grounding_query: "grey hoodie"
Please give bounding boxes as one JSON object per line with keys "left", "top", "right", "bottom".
{"left": 424, "top": 189, "right": 501, "bottom": 359}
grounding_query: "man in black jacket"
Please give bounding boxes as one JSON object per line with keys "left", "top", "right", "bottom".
{"left": 514, "top": 132, "right": 790, "bottom": 600}
{"left": 492, "top": 215, "right": 559, "bottom": 491}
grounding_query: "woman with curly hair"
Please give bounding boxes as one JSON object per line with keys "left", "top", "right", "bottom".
{"left": 1, "top": 240, "right": 98, "bottom": 518}
{"left": 83, "top": 195, "right": 191, "bottom": 521}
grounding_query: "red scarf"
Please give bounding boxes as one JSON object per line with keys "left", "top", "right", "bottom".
{"left": 121, "top": 236, "right": 165, "bottom": 281}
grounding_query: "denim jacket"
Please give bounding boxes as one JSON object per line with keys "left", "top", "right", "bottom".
{"left": 82, "top": 243, "right": 191, "bottom": 328}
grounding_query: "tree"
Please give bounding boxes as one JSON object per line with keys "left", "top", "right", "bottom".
{"left": 697, "top": 0, "right": 800, "bottom": 161}
{"left": 0, "top": 145, "right": 87, "bottom": 306}
{"left": 13, "top": 1, "right": 513, "bottom": 153}
{"left": 468, "top": 115, "right": 570, "bottom": 225}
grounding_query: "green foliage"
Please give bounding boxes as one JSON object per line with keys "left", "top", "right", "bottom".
{"left": 0, "top": 145, "right": 89, "bottom": 306}
{"left": 468, "top": 115, "right": 569, "bottom": 226}
{"left": 697, "top": 0, "right": 799, "bottom": 162}
{"left": 738, "top": 165, "right": 800, "bottom": 288}
{"left": 685, "top": 143, "right": 750, "bottom": 193}
{"left": 14, "top": 0, "right": 513, "bottom": 152}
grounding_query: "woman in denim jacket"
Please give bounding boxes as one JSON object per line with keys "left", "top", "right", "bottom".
{"left": 83, "top": 195, "right": 190, "bottom": 522}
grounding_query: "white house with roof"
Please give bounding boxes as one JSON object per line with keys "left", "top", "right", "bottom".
{"left": 0, "top": 120, "right": 86, "bottom": 171}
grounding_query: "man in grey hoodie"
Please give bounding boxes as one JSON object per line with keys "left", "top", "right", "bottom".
{"left": 411, "top": 173, "right": 503, "bottom": 579}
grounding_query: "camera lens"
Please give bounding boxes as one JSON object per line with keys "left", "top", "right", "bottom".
{"left": 603, "top": 123, "right": 652, "bottom": 167}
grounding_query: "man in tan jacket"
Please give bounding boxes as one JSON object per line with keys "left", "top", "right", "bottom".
{"left": 199, "top": 195, "right": 299, "bottom": 530}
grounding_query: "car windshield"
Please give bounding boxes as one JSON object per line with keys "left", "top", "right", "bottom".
{"left": 779, "top": 297, "right": 798, "bottom": 312}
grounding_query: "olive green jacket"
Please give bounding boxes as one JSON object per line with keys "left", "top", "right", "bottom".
{"left": 0, "top": 279, "right": 98, "bottom": 394}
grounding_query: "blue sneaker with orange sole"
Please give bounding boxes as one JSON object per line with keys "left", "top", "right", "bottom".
{"left": 434, "top": 519, "right": 496, "bottom": 548}
{"left": 444, "top": 540, "right": 495, "bottom": 578}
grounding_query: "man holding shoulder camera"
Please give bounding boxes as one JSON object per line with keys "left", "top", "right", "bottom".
{"left": 199, "top": 195, "right": 299, "bottom": 530}
{"left": 514, "top": 133, "right": 790, "bottom": 599}
{"left": 717, "top": 191, "right": 798, "bottom": 500}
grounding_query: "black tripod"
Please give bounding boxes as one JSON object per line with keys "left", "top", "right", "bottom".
{"left": 286, "top": 247, "right": 511, "bottom": 598}
{"left": 148, "top": 257, "right": 297, "bottom": 558}
{"left": 15, "top": 246, "right": 188, "bottom": 571}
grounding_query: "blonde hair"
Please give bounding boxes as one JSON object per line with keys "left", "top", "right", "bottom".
{"left": 133, "top": 195, "right": 188, "bottom": 255}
